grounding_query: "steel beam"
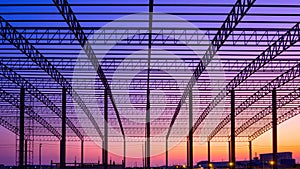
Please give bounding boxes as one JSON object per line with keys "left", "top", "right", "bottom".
{"left": 0, "top": 17, "right": 86, "bottom": 140}
{"left": 0, "top": 87, "right": 61, "bottom": 139}
{"left": 167, "top": 0, "right": 256, "bottom": 138}
{"left": 208, "top": 21, "right": 300, "bottom": 140}
{"left": 249, "top": 104, "right": 300, "bottom": 141}
{"left": 60, "top": 87, "right": 66, "bottom": 169}
{"left": 2, "top": 57, "right": 298, "bottom": 77}
{"left": 12, "top": 27, "right": 285, "bottom": 47}
{"left": 236, "top": 78, "right": 300, "bottom": 136}
{"left": 19, "top": 86, "right": 25, "bottom": 169}
{"left": 52, "top": 0, "right": 124, "bottom": 138}
{"left": 272, "top": 89, "right": 277, "bottom": 169}
{"left": 0, "top": 117, "right": 19, "bottom": 136}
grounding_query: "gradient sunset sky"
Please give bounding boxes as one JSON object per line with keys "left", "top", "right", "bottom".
{"left": 1, "top": 114, "right": 300, "bottom": 166}
{"left": 1, "top": 0, "right": 300, "bottom": 167}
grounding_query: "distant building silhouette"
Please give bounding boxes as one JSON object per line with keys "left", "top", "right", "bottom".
{"left": 196, "top": 152, "right": 296, "bottom": 169}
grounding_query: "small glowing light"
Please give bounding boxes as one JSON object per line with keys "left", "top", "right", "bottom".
{"left": 229, "top": 162, "right": 234, "bottom": 166}
{"left": 270, "top": 160, "right": 275, "bottom": 165}
{"left": 208, "top": 163, "right": 213, "bottom": 167}
{"left": 182, "top": 164, "right": 186, "bottom": 168}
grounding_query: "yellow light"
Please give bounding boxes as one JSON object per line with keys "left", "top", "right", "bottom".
{"left": 229, "top": 162, "right": 234, "bottom": 167}
{"left": 208, "top": 163, "right": 213, "bottom": 167}
{"left": 182, "top": 165, "right": 186, "bottom": 168}
{"left": 270, "top": 160, "right": 275, "bottom": 165}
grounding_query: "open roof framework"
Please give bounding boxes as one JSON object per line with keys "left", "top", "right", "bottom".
{"left": 0, "top": 0, "right": 300, "bottom": 159}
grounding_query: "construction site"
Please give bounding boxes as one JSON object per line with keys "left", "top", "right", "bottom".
{"left": 1, "top": 0, "right": 300, "bottom": 169}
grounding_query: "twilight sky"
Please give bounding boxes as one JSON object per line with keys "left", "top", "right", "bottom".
{"left": 1, "top": 0, "right": 300, "bottom": 167}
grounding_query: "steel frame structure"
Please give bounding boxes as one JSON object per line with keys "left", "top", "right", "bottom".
{"left": 1, "top": 0, "right": 300, "bottom": 168}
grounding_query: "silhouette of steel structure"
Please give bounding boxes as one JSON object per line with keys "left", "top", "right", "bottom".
{"left": 1, "top": 0, "right": 300, "bottom": 169}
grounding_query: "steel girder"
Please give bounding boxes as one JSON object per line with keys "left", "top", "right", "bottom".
{"left": 249, "top": 105, "right": 300, "bottom": 141}
{"left": 0, "top": 114, "right": 63, "bottom": 138}
{"left": 167, "top": 0, "right": 256, "bottom": 138}
{"left": 2, "top": 76, "right": 300, "bottom": 92}
{"left": 235, "top": 84, "right": 300, "bottom": 136}
{"left": 209, "top": 53, "right": 300, "bottom": 140}
{"left": 0, "top": 16, "right": 102, "bottom": 139}
{"left": 193, "top": 22, "right": 300, "bottom": 136}
{"left": 3, "top": 27, "right": 283, "bottom": 47}
{"left": 53, "top": 0, "right": 124, "bottom": 137}
{"left": 31, "top": 135, "right": 249, "bottom": 143}
{"left": 0, "top": 87, "right": 61, "bottom": 139}
{"left": 1, "top": 57, "right": 299, "bottom": 75}
{"left": 0, "top": 116, "right": 20, "bottom": 137}
{"left": 0, "top": 61, "right": 81, "bottom": 139}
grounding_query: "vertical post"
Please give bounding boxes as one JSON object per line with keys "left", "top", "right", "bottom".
{"left": 25, "top": 140, "right": 27, "bottom": 169}
{"left": 228, "top": 141, "right": 231, "bottom": 163}
{"left": 208, "top": 141, "right": 211, "bottom": 169}
{"left": 146, "top": 1, "right": 154, "bottom": 168}
{"left": 189, "top": 89, "right": 193, "bottom": 169}
{"left": 249, "top": 141, "right": 252, "bottom": 169}
{"left": 123, "top": 137, "right": 126, "bottom": 169}
{"left": 104, "top": 88, "right": 108, "bottom": 169}
{"left": 81, "top": 140, "right": 84, "bottom": 166}
{"left": 39, "top": 144, "right": 42, "bottom": 169}
{"left": 230, "top": 89, "right": 235, "bottom": 169}
{"left": 19, "top": 86, "right": 25, "bottom": 169}
{"left": 60, "top": 87, "right": 66, "bottom": 169}
{"left": 187, "top": 138, "right": 189, "bottom": 167}
{"left": 166, "top": 138, "right": 168, "bottom": 169}
{"left": 145, "top": 141, "right": 147, "bottom": 169}
{"left": 102, "top": 140, "right": 105, "bottom": 165}
{"left": 272, "top": 89, "right": 277, "bottom": 169}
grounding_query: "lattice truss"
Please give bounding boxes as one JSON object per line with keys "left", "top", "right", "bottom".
{"left": 0, "top": 0, "right": 300, "bottom": 145}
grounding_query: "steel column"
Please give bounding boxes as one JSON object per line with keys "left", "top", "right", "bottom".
{"left": 146, "top": 0, "right": 154, "bottom": 168}
{"left": 102, "top": 141, "right": 105, "bottom": 165}
{"left": 104, "top": 88, "right": 108, "bottom": 169}
{"left": 187, "top": 139, "right": 189, "bottom": 167}
{"left": 60, "top": 87, "right": 66, "bottom": 169}
{"left": 208, "top": 141, "right": 211, "bottom": 169}
{"left": 123, "top": 138, "right": 126, "bottom": 169}
{"left": 230, "top": 90, "right": 235, "bottom": 169}
{"left": 189, "top": 89, "right": 193, "bottom": 169}
{"left": 39, "top": 143, "right": 42, "bottom": 169}
{"left": 249, "top": 141, "right": 252, "bottom": 169}
{"left": 144, "top": 142, "right": 146, "bottom": 169}
{"left": 166, "top": 138, "right": 168, "bottom": 169}
{"left": 25, "top": 140, "right": 27, "bottom": 169}
{"left": 228, "top": 141, "right": 231, "bottom": 164}
{"left": 272, "top": 89, "right": 277, "bottom": 169}
{"left": 81, "top": 140, "right": 84, "bottom": 166}
{"left": 19, "top": 86, "right": 25, "bottom": 169}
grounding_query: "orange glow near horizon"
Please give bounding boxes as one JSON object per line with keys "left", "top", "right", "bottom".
{"left": 1, "top": 115, "right": 300, "bottom": 166}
